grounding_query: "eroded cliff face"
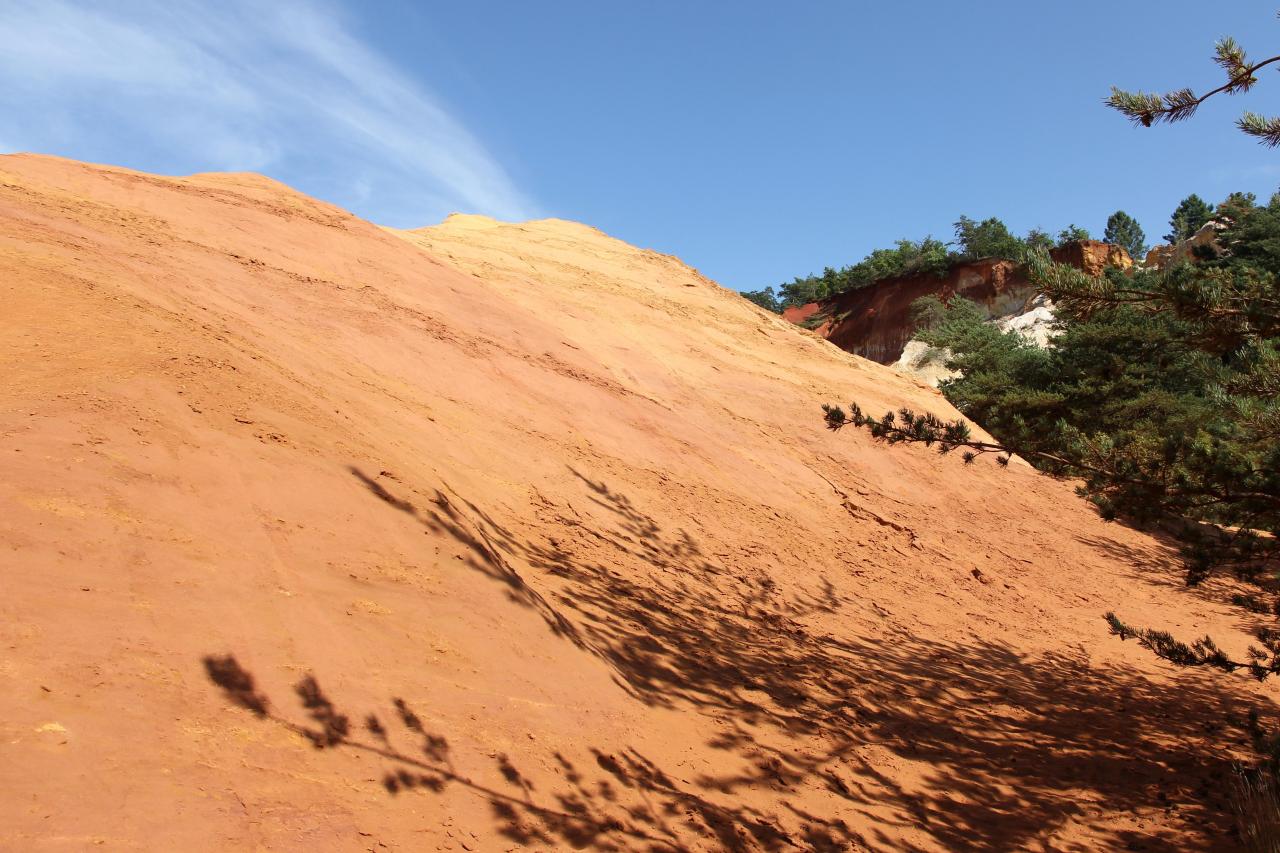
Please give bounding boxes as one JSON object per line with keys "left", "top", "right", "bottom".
{"left": 786, "top": 240, "right": 1132, "bottom": 365}
{"left": 0, "top": 156, "right": 1261, "bottom": 852}
{"left": 1051, "top": 239, "right": 1134, "bottom": 277}
{"left": 1145, "top": 220, "right": 1223, "bottom": 269}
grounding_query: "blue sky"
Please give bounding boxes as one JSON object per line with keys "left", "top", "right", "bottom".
{"left": 2, "top": 0, "right": 1278, "bottom": 291}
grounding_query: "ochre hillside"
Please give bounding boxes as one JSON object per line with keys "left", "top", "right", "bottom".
{"left": 0, "top": 155, "right": 1267, "bottom": 851}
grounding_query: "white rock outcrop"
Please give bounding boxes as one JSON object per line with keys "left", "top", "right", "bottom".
{"left": 893, "top": 294, "right": 1059, "bottom": 387}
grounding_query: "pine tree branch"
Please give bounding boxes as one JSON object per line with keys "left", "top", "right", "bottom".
{"left": 822, "top": 403, "right": 1280, "bottom": 510}
{"left": 1089, "top": 286, "right": 1280, "bottom": 314}
{"left": 1105, "top": 614, "right": 1253, "bottom": 673}
{"left": 1108, "top": 34, "right": 1280, "bottom": 145}
{"left": 1105, "top": 613, "right": 1280, "bottom": 681}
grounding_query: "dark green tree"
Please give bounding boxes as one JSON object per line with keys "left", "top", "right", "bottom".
{"left": 1221, "top": 191, "right": 1260, "bottom": 222}
{"left": 1107, "top": 14, "right": 1280, "bottom": 146}
{"left": 740, "top": 286, "right": 782, "bottom": 313}
{"left": 953, "top": 216, "right": 1025, "bottom": 260}
{"left": 1167, "top": 194, "right": 1216, "bottom": 243}
{"left": 778, "top": 276, "right": 827, "bottom": 309}
{"left": 1025, "top": 228, "right": 1055, "bottom": 252}
{"left": 1056, "top": 224, "right": 1091, "bottom": 246}
{"left": 1103, "top": 210, "right": 1148, "bottom": 260}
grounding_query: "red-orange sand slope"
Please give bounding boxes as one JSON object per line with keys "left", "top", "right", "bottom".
{"left": 0, "top": 154, "right": 1269, "bottom": 851}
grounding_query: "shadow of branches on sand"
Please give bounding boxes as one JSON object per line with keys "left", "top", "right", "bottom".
{"left": 201, "top": 467, "right": 1270, "bottom": 850}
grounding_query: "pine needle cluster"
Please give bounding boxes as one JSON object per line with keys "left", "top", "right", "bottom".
{"left": 1107, "top": 23, "right": 1280, "bottom": 146}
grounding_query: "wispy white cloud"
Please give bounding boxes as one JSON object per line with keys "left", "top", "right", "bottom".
{"left": 0, "top": 0, "right": 537, "bottom": 224}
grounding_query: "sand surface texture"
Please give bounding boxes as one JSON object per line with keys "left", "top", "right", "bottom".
{"left": 0, "top": 154, "right": 1268, "bottom": 851}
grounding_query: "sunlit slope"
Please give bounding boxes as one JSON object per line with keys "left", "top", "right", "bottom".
{"left": 0, "top": 154, "right": 1265, "bottom": 851}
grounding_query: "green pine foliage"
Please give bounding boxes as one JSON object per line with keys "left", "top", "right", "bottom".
{"left": 1107, "top": 15, "right": 1280, "bottom": 146}
{"left": 739, "top": 285, "right": 782, "bottom": 313}
{"left": 952, "top": 215, "right": 1026, "bottom": 261}
{"left": 776, "top": 237, "right": 954, "bottom": 308}
{"left": 1167, "top": 194, "right": 1216, "bottom": 243}
{"left": 1103, "top": 210, "right": 1148, "bottom": 260}
{"left": 777, "top": 273, "right": 831, "bottom": 309}
{"left": 1025, "top": 228, "right": 1055, "bottom": 252}
{"left": 775, "top": 215, "right": 1042, "bottom": 309}
{"left": 1055, "top": 224, "right": 1091, "bottom": 246}
{"left": 826, "top": 191, "right": 1280, "bottom": 682}
{"left": 774, "top": 213, "right": 1143, "bottom": 310}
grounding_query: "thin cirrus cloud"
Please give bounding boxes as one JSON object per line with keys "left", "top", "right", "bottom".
{"left": 0, "top": 0, "right": 538, "bottom": 225}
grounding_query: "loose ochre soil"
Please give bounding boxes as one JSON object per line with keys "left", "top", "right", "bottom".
{"left": 1, "top": 154, "right": 1272, "bottom": 851}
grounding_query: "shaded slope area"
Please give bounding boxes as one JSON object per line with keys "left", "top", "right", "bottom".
{"left": 0, "top": 155, "right": 1270, "bottom": 851}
